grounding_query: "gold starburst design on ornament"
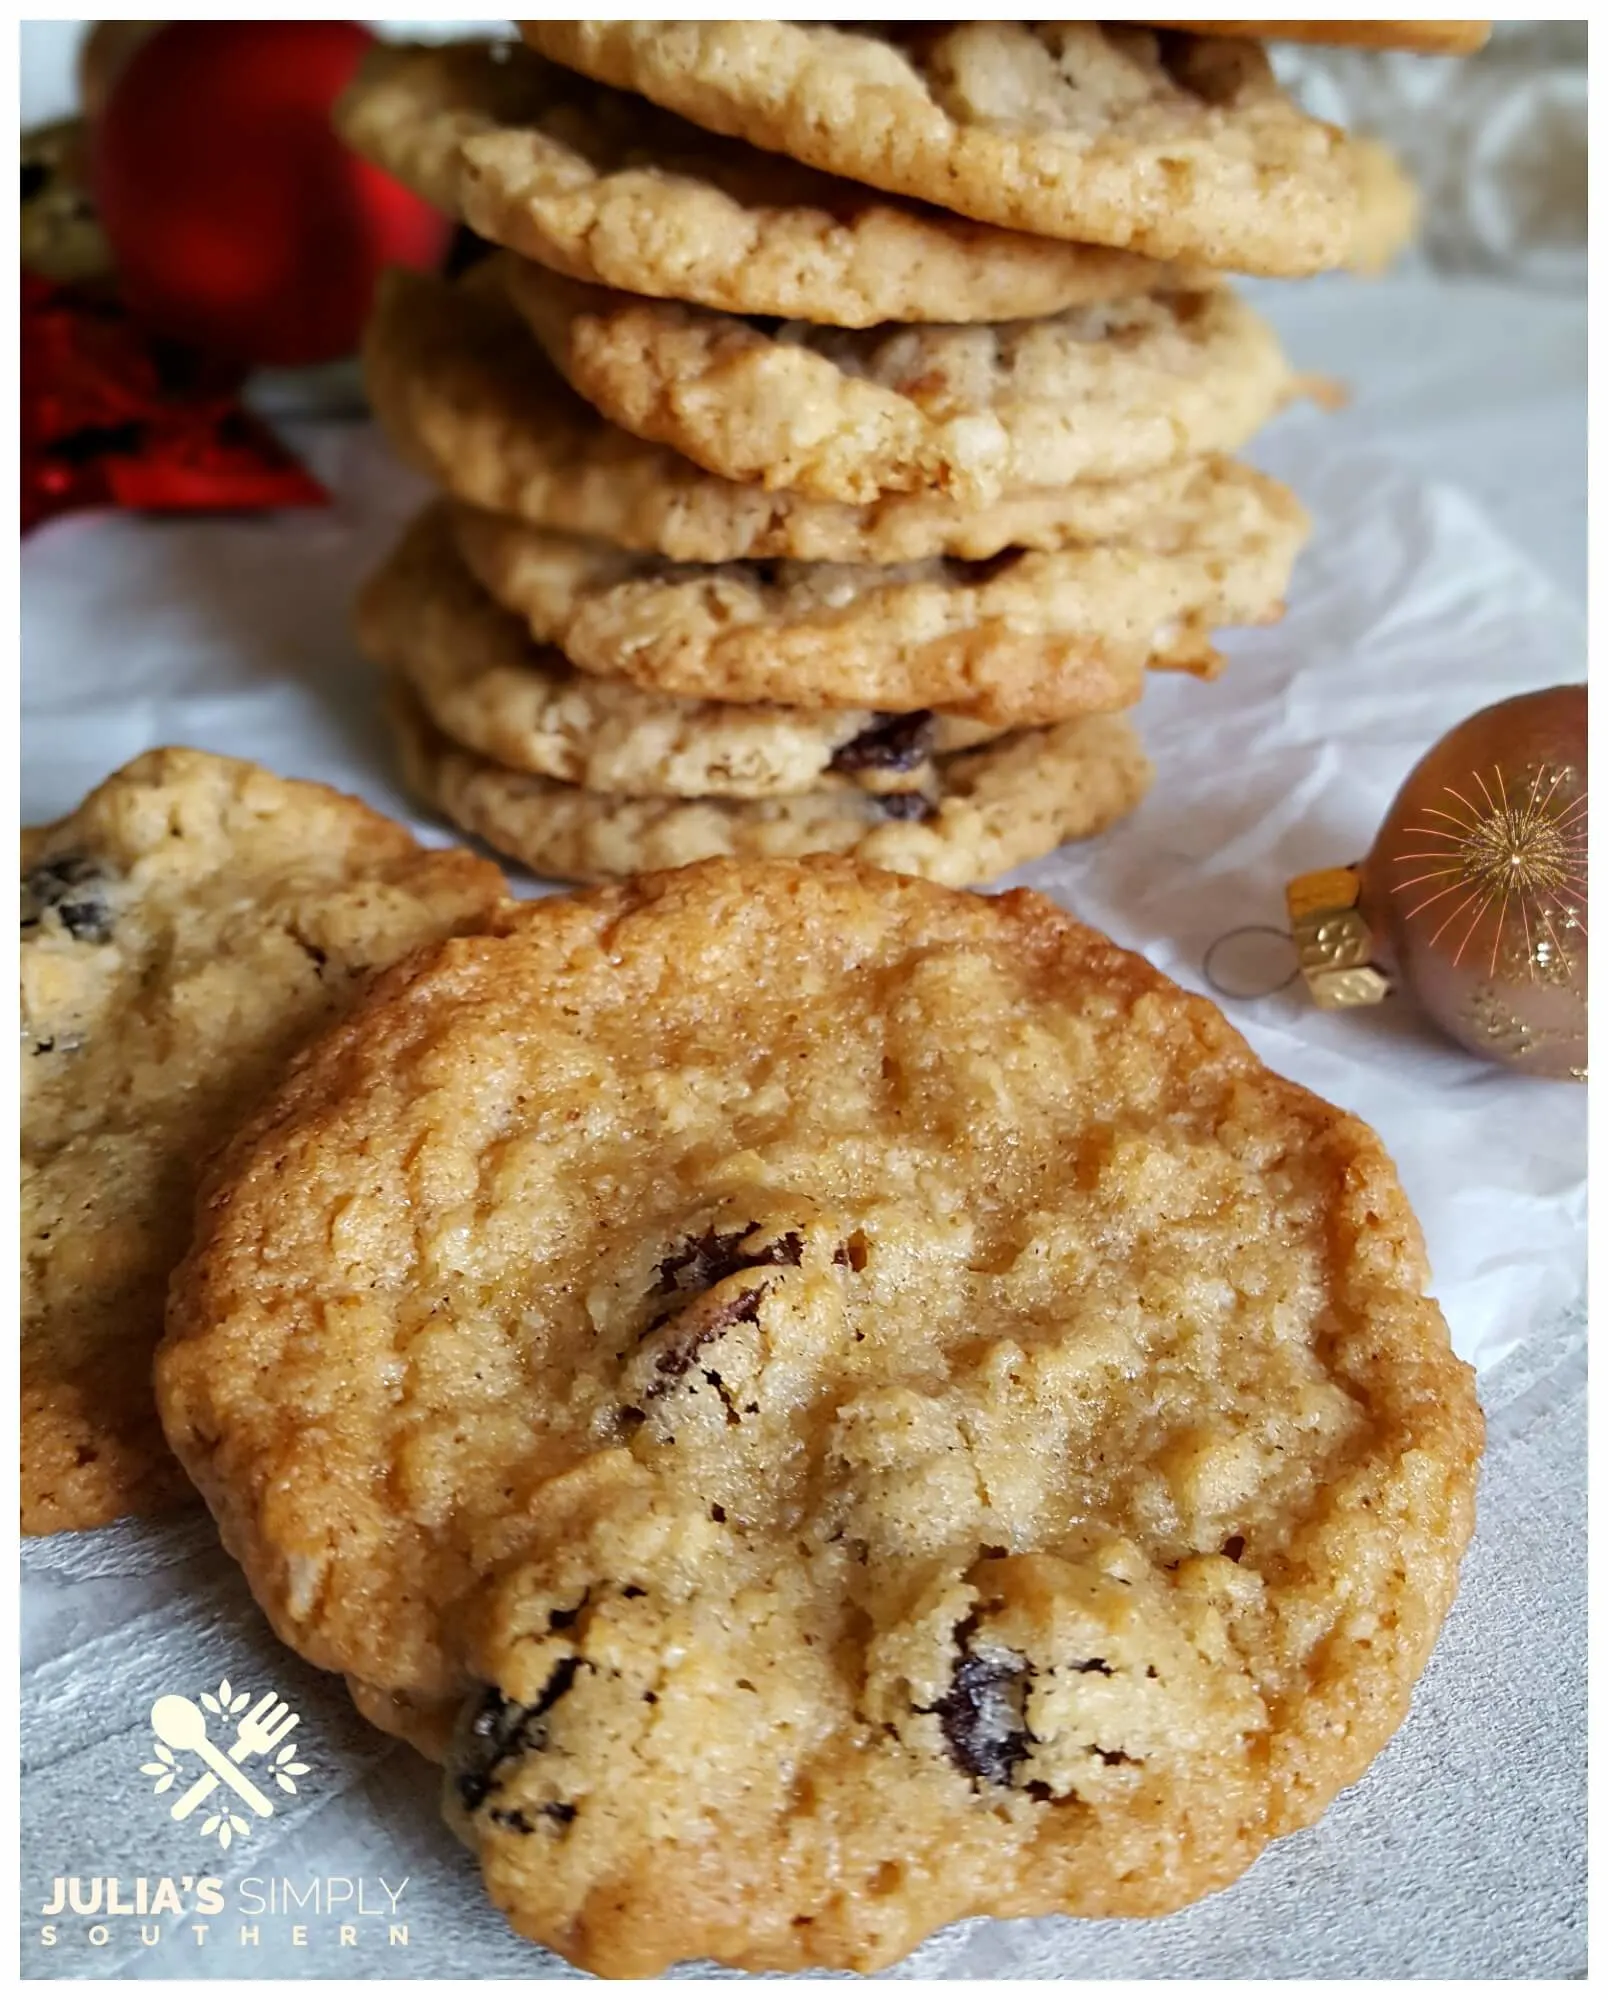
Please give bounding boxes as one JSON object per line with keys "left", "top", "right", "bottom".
{"left": 1391, "top": 759, "right": 1587, "bottom": 977}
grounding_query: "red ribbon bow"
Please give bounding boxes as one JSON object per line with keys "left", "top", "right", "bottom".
{"left": 22, "top": 272, "right": 327, "bottom": 534}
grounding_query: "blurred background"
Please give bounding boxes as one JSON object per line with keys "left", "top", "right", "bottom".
{"left": 1273, "top": 20, "right": 1586, "bottom": 286}
{"left": 19, "top": 18, "right": 1587, "bottom": 288}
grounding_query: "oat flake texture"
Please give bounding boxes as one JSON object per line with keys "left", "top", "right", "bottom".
{"left": 337, "top": 37, "right": 1188, "bottom": 324}
{"left": 446, "top": 461, "right": 1309, "bottom": 727}
{"left": 357, "top": 507, "right": 995, "bottom": 801}
{"left": 362, "top": 268, "right": 1215, "bottom": 566}
{"left": 518, "top": 20, "right": 1363, "bottom": 275}
{"left": 501, "top": 260, "right": 1296, "bottom": 507}
{"left": 384, "top": 684, "right": 1151, "bottom": 888}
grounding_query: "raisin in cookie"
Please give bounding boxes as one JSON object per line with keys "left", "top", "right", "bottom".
{"left": 20, "top": 750, "right": 506, "bottom": 1535}
{"left": 358, "top": 509, "right": 994, "bottom": 800}
{"left": 501, "top": 261, "right": 1296, "bottom": 506}
{"left": 386, "top": 681, "right": 1150, "bottom": 888}
{"left": 338, "top": 39, "right": 1188, "bottom": 325}
{"left": 519, "top": 21, "right": 1362, "bottom": 276}
{"left": 364, "top": 268, "right": 1208, "bottom": 566}
{"left": 449, "top": 461, "right": 1309, "bottom": 726}
{"left": 157, "top": 857, "right": 1481, "bottom": 1974}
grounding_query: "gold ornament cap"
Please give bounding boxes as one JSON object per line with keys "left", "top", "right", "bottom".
{"left": 1283, "top": 864, "right": 1393, "bottom": 1010}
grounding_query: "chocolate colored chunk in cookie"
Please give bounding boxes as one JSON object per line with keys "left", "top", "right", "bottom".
{"left": 928, "top": 1619, "right": 1034, "bottom": 1789}
{"left": 654, "top": 1223, "right": 805, "bottom": 1295}
{"left": 22, "top": 853, "right": 120, "bottom": 943}
{"left": 455, "top": 1670, "right": 584, "bottom": 1816}
{"left": 829, "top": 714, "right": 936, "bottom": 777}
{"left": 357, "top": 510, "right": 987, "bottom": 802}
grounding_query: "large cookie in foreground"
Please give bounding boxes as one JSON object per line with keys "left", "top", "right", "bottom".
{"left": 519, "top": 20, "right": 1362, "bottom": 276}
{"left": 20, "top": 749, "right": 507, "bottom": 1535}
{"left": 157, "top": 857, "right": 1481, "bottom": 1974}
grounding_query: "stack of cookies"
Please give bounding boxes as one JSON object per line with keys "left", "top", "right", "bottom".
{"left": 335, "top": 18, "right": 1433, "bottom": 888}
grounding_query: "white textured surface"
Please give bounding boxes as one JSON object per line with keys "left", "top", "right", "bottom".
{"left": 20, "top": 274, "right": 1585, "bottom": 1977}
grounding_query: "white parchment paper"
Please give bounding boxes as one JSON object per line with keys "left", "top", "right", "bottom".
{"left": 19, "top": 273, "right": 1586, "bottom": 1979}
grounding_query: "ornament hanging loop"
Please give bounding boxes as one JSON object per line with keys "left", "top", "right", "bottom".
{"left": 1202, "top": 925, "right": 1302, "bottom": 1002}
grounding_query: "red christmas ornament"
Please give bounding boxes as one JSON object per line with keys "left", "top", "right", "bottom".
{"left": 21, "top": 271, "right": 327, "bottom": 534}
{"left": 91, "top": 21, "right": 450, "bottom": 369}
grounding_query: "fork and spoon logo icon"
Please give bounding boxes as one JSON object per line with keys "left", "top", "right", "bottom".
{"left": 144, "top": 1679, "right": 310, "bottom": 1847}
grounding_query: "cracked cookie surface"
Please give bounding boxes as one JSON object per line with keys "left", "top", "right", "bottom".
{"left": 502, "top": 261, "right": 1296, "bottom": 507}
{"left": 338, "top": 38, "right": 1188, "bottom": 324}
{"left": 20, "top": 750, "right": 506, "bottom": 1534}
{"left": 364, "top": 268, "right": 1210, "bottom": 566}
{"left": 156, "top": 857, "right": 1481, "bottom": 1973}
{"left": 519, "top": 21, "right": 1363, "bottom": 276}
